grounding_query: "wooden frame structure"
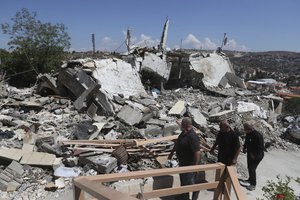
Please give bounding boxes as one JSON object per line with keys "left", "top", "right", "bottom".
{"left": 73, "top": 163, "right": 246, "bottom": 200}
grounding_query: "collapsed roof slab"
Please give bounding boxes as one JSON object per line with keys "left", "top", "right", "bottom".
{"left": 140, "top": 52, "right": 171, "bottom": 81}
{"left": 189, "top": 53, "right": 234, "bottom": 87}
{"left": 93, "top": 58, "right": 146, "bottom": 98}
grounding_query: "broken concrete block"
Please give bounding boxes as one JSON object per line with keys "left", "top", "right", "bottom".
{"left": 168, "top": 100, "right": 186, "bottom": 116}
{"left": 87, "top": 102, "right": 98, "bottom": 119}
{"left": 55, "top": 178, "right": 65, "bottom": 189}
{"left": 6, "top": 180, "right": 20, "bottom": 192}
{"left": 224, "top": 72, "right": 247, "bottom": 89}
{"left": 144, "top": 125, "right": 163, "bottom": 137}
{"left": 74, "top": 83, "right": 100, "bottom": 112}
{"left": 139, "top": 98, "right": 157, "bottom": 106}
{"left": 0, "top": 161, "right": 23, "bottom": 191}
{"left": 45, "top": 182, "right": 57, "bottom": 192}
{"left": 117, "top": 105, "right": 143, "bottom": 126}
{"left": 7, "top": 160, "right": 24, "bottom": 175}
{"left": 146, "top": 119, "right": 166, "bottom": 127}
{"left": 93, "top": 58, "right": 146, "bottom": 98}
{"left": 189, "top": 52, "right": 234, "bottom": 87}
{"left": 141, "top": 52, "right": 171, "bottom": 80}
{"left": 218, "top": 76, "right": 229, "bottom": 88}
{"left": 104, "top": 130, "right": 122, "bottom": 140}
{"left": 188, "top": 108, "right": 207, "bottom": 128}
{"left": 54, "top": 166, "right": 80, "bottom": 177}
{"left": 209, "top": 110, "right": 235, "bottom": 122}
{"left": 113, "top": 95, "right": 125, "bottom": 105}
{"left": 79, "top": 153, "right": 117, "bottom": 174}
{"left": 163, "top": 123, "right": 180, "bottom": 136}
{"left": 0, "top": 148, "right": 23, "bottom": 161}
{"left": 20, "top": 151, "right": 56, "bottom": 166}
{"left": 237, "top": 101, "right": 267, "bottom": 119}
{"left": 36, "top": 74, "right": 60, "bottom": 95}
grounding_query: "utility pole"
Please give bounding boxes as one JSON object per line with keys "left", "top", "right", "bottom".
{"left": 92, "top": 33, "right": 95, "bottom": 57}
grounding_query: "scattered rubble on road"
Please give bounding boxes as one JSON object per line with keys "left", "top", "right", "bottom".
{"left": 0, "top": 48, "right": 299, "bottom": 200}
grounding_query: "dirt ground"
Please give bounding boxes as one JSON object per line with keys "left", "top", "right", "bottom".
{"left": 40, "top": 149, "right": 300, "bottom": 200}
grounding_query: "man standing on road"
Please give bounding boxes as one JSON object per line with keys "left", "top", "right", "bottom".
{"left": 210, "top": 120, "right": 241, "bottom": 166}
{"left": 241, "top": 123, "right": 264, "bottom": 191}
{"left": 168, "top": 117, "right": 202, "bottom": 200}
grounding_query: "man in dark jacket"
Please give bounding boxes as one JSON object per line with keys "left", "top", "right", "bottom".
{"left": 242, "top": 123, "right": 264, "bottom": 191}
{"left": 168, "top": 117, "right": 202, "bottom": 200}
{"left": 210, "top": 120, "right": 241, "bottom": 166}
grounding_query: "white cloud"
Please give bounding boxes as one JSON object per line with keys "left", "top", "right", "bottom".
{"left": 203, "top": 37, "right": 218, "bottom": 50}
{"left": 226, "top": 39, "right": 248, "bottom": 51}
{"left": 133, "top": 34, "right": 159, "bottom": 48}
{"left": 182, "top": 34, "right": 202, "bottom": 49}
{"left": 179, "top": 34, "right": 248, "bottom": 51}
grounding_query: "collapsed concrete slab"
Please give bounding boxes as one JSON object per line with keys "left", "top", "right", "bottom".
{"left": 140, "top": 52, "right": 171, "bottom": 80}
{"left": 168, "top": 100, "right": 186, "bottom": 116}
{"left": 188, "top": 108, "right": 207, "bottom": 128}
{"left": 0, "top": 148, "right": 56, "bottom": 166}
{"left": 237, "top": 101, "right": 267, "bottom": 119}
{"left": 189, "top": 52, "right": 235, "bottom": 88}
{"left": 92, "top": 58, "right": 146, "bottom": 98}
{"left": 219, "top": 72, "right": 247, "bottom": 89}
{"left": 117, "top": 105, "right": 143, "bottom": 126}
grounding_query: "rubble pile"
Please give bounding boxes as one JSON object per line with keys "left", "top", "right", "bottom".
{"left": 0, "top": 53, "right": 299, "bottom": 199}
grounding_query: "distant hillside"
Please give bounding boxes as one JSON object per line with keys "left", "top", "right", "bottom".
{"left": 225, "top": 51, "right": 300, "bottom": 86}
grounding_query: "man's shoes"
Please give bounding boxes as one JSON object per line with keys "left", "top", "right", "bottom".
{"left": 240, "top": 182, "right": 250, "bottom": 188}
{"left": 246, "top": 185, "right": 256, "bottom": 191}
{"left": 239, "top": 178, "right": 250, "bottom": 184}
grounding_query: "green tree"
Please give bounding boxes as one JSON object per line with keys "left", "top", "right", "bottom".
{"left": 1, "top": 8, "right": 70, "bottom": 85}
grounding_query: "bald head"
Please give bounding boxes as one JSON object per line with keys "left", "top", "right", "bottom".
{"left": 181, "top": 117, "right": 193, "bottom": 132}
{"left": 219, "top": 120, "right": 231, "bottom": 132}
{"left": 243, "top": 122, "right": 254, "bottom": 133}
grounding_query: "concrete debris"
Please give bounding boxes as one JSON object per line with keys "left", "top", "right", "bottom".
{"left": 79, "top": 153, "right": 117, "bottom": 174}
{"left": 188, "top": 107, "right": 207, "bottom": 128}
{"left": 140, "top": 52, "right": 171, "bottom": 80}
{"left": 219, "top": 72, "right": 247, "bottom": 89}
{"left": 92, "top": 58, "right": 146, "bottom": 98}
{"left": 54, "top": 166, "right": 80, "bottom": 178}
{"left": 117, "top": 105, "right": 143, "bottom": 126}
{"left": 189, "top": 52, "right": 234, "bottom": 87}
{"left": 0, "top": 161, "right": 23, "bottom": 191}
{"left": 0, "top": 148, "right": 56, "bottom": 166}
{"left": 168, "top": 100, "right": 186, "bottom": 116}
{"left": 0, "top": 46, "right": 299, "bottom": 198}
{"left": 237, "top": 101, "right": 267, "bottom": 119}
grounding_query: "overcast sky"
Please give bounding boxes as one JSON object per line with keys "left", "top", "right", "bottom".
{"left": 1, "top": 0, "right": 300, "bottom": 52}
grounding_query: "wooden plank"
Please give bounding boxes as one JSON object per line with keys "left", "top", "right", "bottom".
{"left": 83, "top": 163, "right": 225, "bottom": 182}
{"left": 223, "top": 182, "right": 231, "bottom": 200}
{"left": 140, "top": 182, "right": 218, "bottom": 199}
{"left": 62, "top": 139, "right": 137, "bottom": 145}
{"left": 134, "top": 135, "right": 178, "bottom": 146}
{"left": 72, "top": 147, "right": 142, "bottom": 153}
{"left": 214, "top": 169, "right": 228, "bottom": 200}
{"left": 227, "top": 166, "right": 247, "bottom": 200}
{"left": 73, "top": 183, "right": 84, "bottom": 200}
{"left": 74, "top": 178, "right": 138, "bottom": 200}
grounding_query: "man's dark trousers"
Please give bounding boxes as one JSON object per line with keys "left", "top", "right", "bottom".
{"left": 247, "top": 156, "right": 263, "bottom": 186}
{"left": 177, "top": 171, "right": 205, "bottom": 200}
